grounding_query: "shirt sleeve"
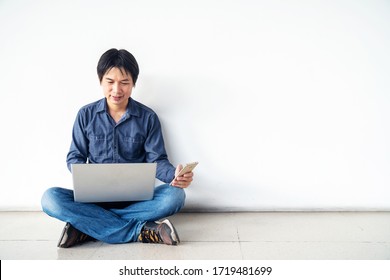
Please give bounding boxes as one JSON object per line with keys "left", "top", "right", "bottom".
{"left": 66, "top": 109, "right": 89, "bottom": 172}
{"left": 144, "top": 113, "right": 175, "bottom": 183}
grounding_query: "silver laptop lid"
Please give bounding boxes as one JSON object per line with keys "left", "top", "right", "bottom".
{"left": 71, "top": 163, "right": 156, "bottom": 203}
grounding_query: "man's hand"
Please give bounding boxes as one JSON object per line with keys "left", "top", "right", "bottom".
{"left": 170, "top": 164, "right": 194, "bottom": 188}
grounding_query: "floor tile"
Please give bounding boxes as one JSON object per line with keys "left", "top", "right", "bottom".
{"left": 170, "top": 213, "right": 239, "bottom": 242}
{"left": 240, "top": 241, "right": 390, "bottom": 260}
{"left": 85, "top": 241, "right": 242, "bottom": 260}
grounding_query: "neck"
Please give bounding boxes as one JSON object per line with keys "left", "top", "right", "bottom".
{"left": 107, "top": 98, "right": 129, "bottom": 113}
{"left": 107, "top": 99, "right": 129, "bottom": 123}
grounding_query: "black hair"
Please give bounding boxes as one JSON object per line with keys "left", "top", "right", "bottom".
{"left": 97, "top": 48, "right": 139, "bottom": 85}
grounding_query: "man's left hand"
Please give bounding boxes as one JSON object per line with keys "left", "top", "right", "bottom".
{"left": 170, "top": 164, "right": 194, "bottom": 188}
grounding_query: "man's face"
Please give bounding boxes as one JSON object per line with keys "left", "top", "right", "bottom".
{"left": 101, "top": 67, "right": 133, "bottom": 108}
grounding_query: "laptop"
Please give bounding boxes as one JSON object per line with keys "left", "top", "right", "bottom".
{"left": 71, "top": 163, "right": 157, "bottom": 203}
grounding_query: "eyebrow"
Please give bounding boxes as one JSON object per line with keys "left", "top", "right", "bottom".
{"left": 105, "top": 77, "right": 130, "bottom": 82}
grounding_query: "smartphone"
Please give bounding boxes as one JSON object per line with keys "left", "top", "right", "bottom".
{"left": 170, "top": 162, "right": 199, "bottom": 185}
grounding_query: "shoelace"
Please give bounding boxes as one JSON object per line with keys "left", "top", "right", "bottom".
{"left": 139, "top": 229, "right": 162, "bottom": 243}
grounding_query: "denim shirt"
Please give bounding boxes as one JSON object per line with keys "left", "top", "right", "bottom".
{"left": 66, "top": 98, "right": 175, "bottom": 183}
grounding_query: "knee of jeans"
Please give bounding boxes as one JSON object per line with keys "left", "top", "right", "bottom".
{"left": 161, "top": 185, "right": 186, "bottom": 213}
{"left": 41, "top": 187, "right": 65, "bottom": 216}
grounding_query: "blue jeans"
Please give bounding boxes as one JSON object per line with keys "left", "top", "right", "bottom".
{"left": 41, "top": 184, "right": 185, "bottom": 244}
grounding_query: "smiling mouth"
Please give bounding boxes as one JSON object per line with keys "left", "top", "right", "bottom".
{"left": 111, "top": 96, "right": 123, "bottom": 101}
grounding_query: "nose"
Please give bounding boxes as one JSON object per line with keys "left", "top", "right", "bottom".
{"left": 112, "top": 83, "right": 119, "bottom": 94}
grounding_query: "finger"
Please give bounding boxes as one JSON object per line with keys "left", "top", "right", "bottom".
{"left": 171, "top": 181, "right": 187, "bottom": 188}
{"left": 175, "top": 164, "right": 183, "bottom": 177}
{"left": 182, "top": 172, "right": 194, "bottom": 178}
{"left": 176, "top": 176, "right": 193, "bottom": 183}
{"left": 173, "top": 176, "right": 191, "bottom": 186}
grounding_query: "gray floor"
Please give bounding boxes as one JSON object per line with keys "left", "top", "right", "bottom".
{"left": 0, "top": 211, "right": 389, "bottom": 260}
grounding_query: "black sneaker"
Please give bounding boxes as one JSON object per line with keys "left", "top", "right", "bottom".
{"left": 57, "top": 222, "right": 95, "bottom": 248}
{"left": 138, "top": 219, "right": 180, "bottom": 245}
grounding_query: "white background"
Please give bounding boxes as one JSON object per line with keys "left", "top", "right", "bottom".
{"left": 2, "top": 260, "right": 390, "bottom": 280}
{"left": 0, "top": 0, "right": 389, "bottom": 211}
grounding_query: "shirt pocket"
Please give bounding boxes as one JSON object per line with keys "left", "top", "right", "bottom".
{"left": 120, "top": 136, "right": 145, "bottom": 160}
{"left": 89, "top": 134, "right": 107, "bottom": 158}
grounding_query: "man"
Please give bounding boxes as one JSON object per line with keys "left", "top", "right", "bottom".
{"left": 41, "top": 48, "right": 194, "bottom": 248}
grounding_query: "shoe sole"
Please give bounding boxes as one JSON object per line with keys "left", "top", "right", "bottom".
{"left": 57, "top": 222, "right": 71, "bottom": 247}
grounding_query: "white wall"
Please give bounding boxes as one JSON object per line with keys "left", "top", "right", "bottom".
{"left": 0, "top": 0, "right": 389, "bottom": 211}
